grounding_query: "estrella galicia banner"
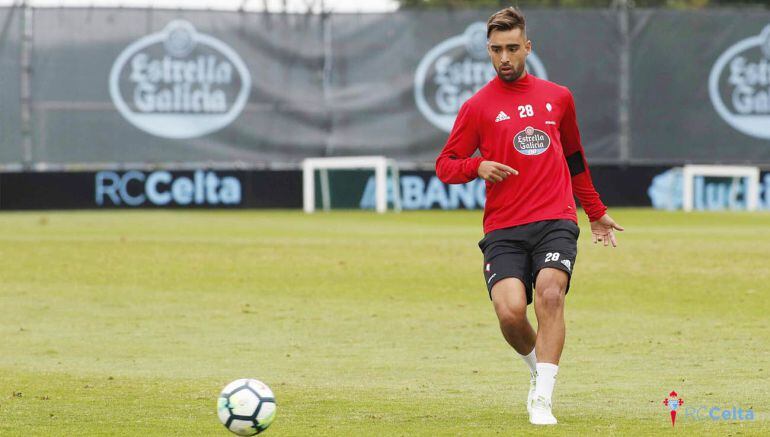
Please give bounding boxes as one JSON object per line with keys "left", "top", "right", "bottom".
{"left": 708, "top": 24, "right": 770, "bottom": 140}
{"left": 109, "top": 20, "right": 252, "bottom": 139}
{"left": 631, "top": 10, "right": 770, "bottom": 164}
{"left": 0, "top": 8, "right": 769, "bottom": 167}
{"left": 330, "top": 9, "right": 619, "bottom": 163}
{"left": 413, "top": 21, "right": 548, "bottom": 133}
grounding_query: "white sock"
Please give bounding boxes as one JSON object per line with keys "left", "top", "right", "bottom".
{"left": 534, "top": 363, "right": 559, "bottom": 401}
{"left": 520, "top": 348, "right": 537, "bottom": 376}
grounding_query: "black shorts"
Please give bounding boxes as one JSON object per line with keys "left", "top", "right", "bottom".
{"left": 478, "top": 219, "right": 580, "bottom": 304}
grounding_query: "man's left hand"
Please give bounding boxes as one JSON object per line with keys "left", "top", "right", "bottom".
{"left": 590, "top": 214, "right": 624, "bottom": 247}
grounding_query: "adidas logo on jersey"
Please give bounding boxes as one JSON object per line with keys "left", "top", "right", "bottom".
{"left": 560, "top": 259, "right": 571, "bottom": 271}
{"left": 495, "top": 111, "right": 511, "bottom": 122}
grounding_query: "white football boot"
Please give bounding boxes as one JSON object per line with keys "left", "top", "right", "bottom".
{"left": 529, "top": 395, "right": 557, "bottom": 425}
{"left": 526, "top": 373, "right": 536, "bottom": 414}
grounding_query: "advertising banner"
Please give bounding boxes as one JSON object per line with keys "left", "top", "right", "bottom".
{"left": 0, "top": 169, "right": 301, "bottom": 209}
{"left": 327, "top": 10, "right": 620, "bottom": 162}
{"left": 0, "top": 7, "right": 768, "bottom": 167}
{"left": 3, "top": 166, "right": 768, "bottom": 211}
{"left": 630, "top": 10, "right": 770, "bottom": 164}
{"left": 0, "top": 7, "right": 23, "bottom": 164}
{"left": 28, "top": 9, "right": 327, "bottom": 165}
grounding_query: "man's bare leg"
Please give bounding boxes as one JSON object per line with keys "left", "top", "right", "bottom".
{"left": 530, "top": 267, "right": 569, "bottom": 425}
{"left": 534, "top": 268, "right": 568, "bottom": 364}
{"left": 491, "top": 277, "right": 536, "bottom": 355}
{"left": 490, "top": 277, "right": 538, "bottom": 413}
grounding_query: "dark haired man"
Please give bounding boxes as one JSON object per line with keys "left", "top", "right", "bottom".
{"left": 435, "top": 7, "right": 623, "bottom": 426}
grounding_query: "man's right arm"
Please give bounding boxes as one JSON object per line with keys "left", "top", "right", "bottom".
{"left": 435, "top": 102, "right": 484, "bottom": 184}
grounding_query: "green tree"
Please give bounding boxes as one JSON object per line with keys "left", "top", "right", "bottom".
{"left": 397, "top": 0, "right": 769, "bottom": 8}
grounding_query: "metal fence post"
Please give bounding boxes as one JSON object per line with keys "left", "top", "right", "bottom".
{"left": 322, "top": 10, "right": 333, "bottom": 157}
{"left": 615, "top": 0, "right": 631, "bottom": 164}
{"left": 19, "top": 0, "right": 33, "bottom": 169}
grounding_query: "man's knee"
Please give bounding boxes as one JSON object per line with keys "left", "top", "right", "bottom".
{"left": 535, "top": 284, "right": 565, "bottom": 310}
{"left": 491, "top": 278, "right": 528, "bottom": 327}
{"left": 535, "top": 268, "right": 567, "bottom": 310}
{"left": 495, "top": 300, "right": 527, "bottom": 327}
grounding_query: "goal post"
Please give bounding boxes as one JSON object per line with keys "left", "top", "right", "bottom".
{"left": 682, "top": 165, "right": 760, "bottom": 212}
{"left": 302, "top": 156, "right": 402, "bottom": 213}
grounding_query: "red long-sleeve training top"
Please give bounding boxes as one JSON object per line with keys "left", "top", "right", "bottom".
{"left": 435, "top": 73, "right": 606, "bottom": 234}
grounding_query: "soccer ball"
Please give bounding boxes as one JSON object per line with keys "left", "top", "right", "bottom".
{"left": 217, "top": 379, "right": 277, "bottom": 435}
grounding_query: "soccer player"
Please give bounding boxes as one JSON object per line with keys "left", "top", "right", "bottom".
{"left": 435, "top": 7, "right": 623, "bottom": 426}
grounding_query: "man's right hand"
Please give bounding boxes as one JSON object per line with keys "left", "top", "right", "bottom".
{"left": 478, "top": 161, "right": 518, "bottom": 183}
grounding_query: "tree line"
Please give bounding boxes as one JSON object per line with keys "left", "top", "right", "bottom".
{"left": 397, "top": 0, "right": 769, "bottom": 9}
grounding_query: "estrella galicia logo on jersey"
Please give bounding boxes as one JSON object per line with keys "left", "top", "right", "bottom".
{"left": 513, "top": 126, "right": 551, "bottom": 155}
{"left": 708, "top": 24, "right": 770, "bottom": 139}
{"left": 109, "top": 20, "right": 251, "bottom": 139}
{"left": 414, "top": 22, "right": 548, "bottom": 133}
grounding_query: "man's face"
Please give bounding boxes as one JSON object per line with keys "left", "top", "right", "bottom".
{"left": 487, "top": 28, "right": 531, "bottom": 82}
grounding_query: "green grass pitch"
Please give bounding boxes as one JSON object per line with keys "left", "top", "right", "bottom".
{"left": 0, "top": 209, "right": 767, "bottom": 436}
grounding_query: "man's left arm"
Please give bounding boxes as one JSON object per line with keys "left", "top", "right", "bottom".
{"left": 559, "top": 90, "right": 624, "bottom": 247}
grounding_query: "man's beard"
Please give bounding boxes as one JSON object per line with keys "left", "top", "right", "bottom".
{"left": 497, "top": 63, "right": 524, "bottom": 82}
